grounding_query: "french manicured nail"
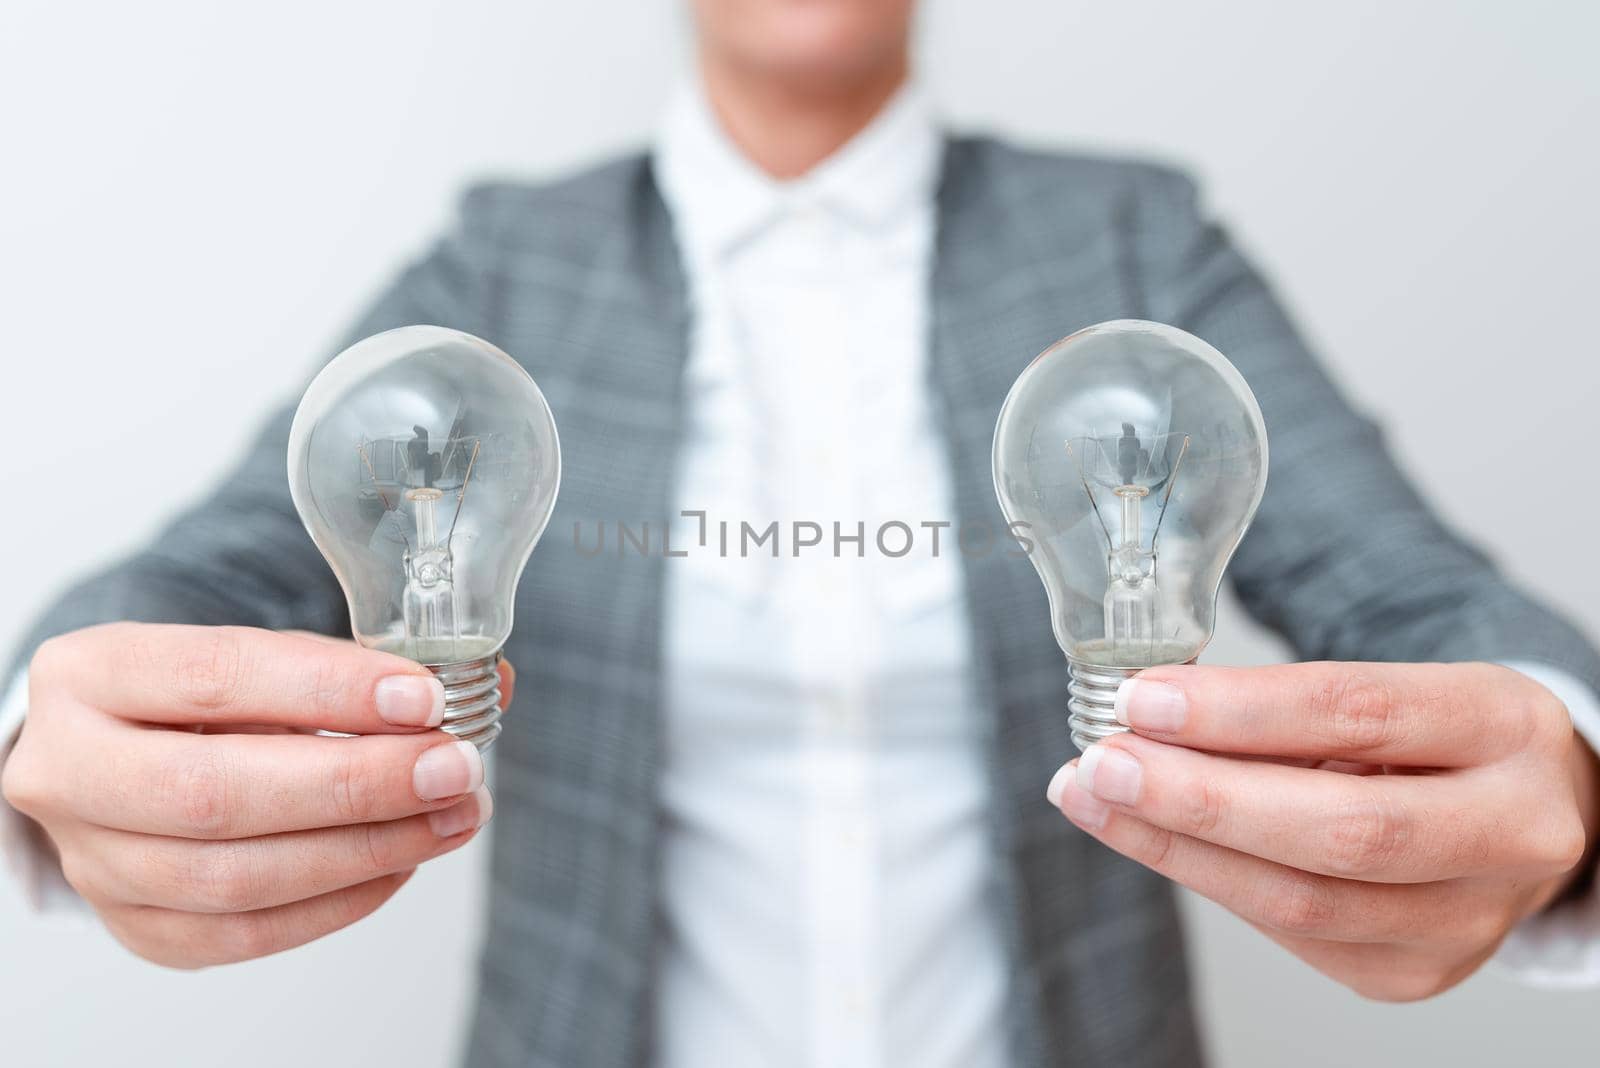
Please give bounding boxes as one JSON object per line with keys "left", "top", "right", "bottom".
{"left": 1115, "top": 678, "right": 1187, "bottom": 732}
{"left": 376, "top": 675, "right": 446, "bottom": 727}
{"left": 1059, "top": 777, "right": 1111, "bottom": 830}
{"left": 413, "top": 740, "right": 484, "bottom": 801}
{"left": 1046, "top": 760, "right": 1077, "bottom": 808}
{"left": 428, "top": 786, "right": 494, "bottom": 837}
{"left": 1077, "top": 744, "right": 1142, "bottom": 805}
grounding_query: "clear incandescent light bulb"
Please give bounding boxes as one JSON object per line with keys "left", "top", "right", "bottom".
{"left": 288, "top": 325, "right": 561, "bottom": 750}
{"left": 992, "top": 320, "right": 1267, "bottom": 750}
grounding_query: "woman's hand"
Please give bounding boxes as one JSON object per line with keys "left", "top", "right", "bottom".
{"left": 1, "top": 623, "right": 510, "bottom": 968}
{"left": 1048, "top": 661, "right": 1600, "bottom": 1000}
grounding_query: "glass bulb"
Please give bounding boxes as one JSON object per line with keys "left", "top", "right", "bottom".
{"left": 287, "top": 325, "right": 561, "bottom": 749}
{"left": 992, "top": 320, "right": 1267, "bottom": 749}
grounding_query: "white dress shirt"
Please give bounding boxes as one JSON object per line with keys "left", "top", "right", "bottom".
{"left": 651, "top": 81, "right": 1006, "bottom": 1068}
{"left": 4, "top": 78, "right": 1600, "bottom": 1067}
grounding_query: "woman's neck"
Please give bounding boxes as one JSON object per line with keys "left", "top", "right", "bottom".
{"left": 697, "top": 52, "right": 909, "bottom": 179}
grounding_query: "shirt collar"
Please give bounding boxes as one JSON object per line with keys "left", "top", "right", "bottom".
{"left": 653, "top": 75, "right": 941, "bottom": 263}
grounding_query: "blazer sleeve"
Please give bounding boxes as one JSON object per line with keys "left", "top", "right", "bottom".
{"left": 3, "top": 204, "right": 489, "bottom": 680}
{"left": 1130, "top": 165, "right": 1600, "bottom": 695}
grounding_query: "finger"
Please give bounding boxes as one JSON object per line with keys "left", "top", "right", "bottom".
{"left": 1048, "top": 762, "right": 1446, "bottom": 943}
{"left": 41, "top": 623, "right": 447, "bottom": 734}
{"left": 103, "top": 870, "right": 414, "bottom": 969}
{"left": 281, "top": 630, "right": 353, "bottom": 645}
{"left": 1075, "top": 735, "right": 1509, "bottom": 881}
{"left": 70, "top": 726, "right": 486, "bottom": 838}
{"left": 290, "top": 634, "right": 514, "bottom": 710}
{"left": 69, "top": 789, "right": 491, "bottom": 912}
{"left": 498, "top": 659, "right": 516, "bottom": 709}
{"left": 1115, "top": 661, "right": 1538, "bottom": 766}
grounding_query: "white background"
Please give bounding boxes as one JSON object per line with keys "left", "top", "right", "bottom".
{"left": 3, "top": 1, "right": 1598, "bottom": 1064}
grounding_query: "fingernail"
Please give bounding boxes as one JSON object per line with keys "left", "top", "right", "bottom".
{"left": 1078, "top": 744, "right": 1142, "bottom": 805}
{"left": 1046, "top": 760, "right": 1077, "bottom": 807}
{"left": 1115, "top": 678, "right": 1187, "bottom": 732}
{"left": 428, "top": 786, "right": 494, "bottom": 837}
{"left": 376, "top": 675, "right": 446, "bottom": 727}
{"left": 1059, "top": 778, "right": 1111, "bottom": 830}
{"left": 413, "top": 739, "right": 484, "bottom": 801}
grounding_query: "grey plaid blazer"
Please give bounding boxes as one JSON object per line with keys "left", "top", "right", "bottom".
{"left": 17, "top": 138, "right": 1600, "bottom": 1068}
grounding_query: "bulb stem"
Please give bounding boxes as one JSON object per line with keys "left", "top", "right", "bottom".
{"left": 1117, "top": 486, "right": 1143, "bottom": 549}
{"left": 430, "top": 648, "right": 505, "bottom": 751}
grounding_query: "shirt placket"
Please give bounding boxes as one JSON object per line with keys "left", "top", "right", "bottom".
{"left": 762, "top": 208, "right": 885, "bottom": 1068}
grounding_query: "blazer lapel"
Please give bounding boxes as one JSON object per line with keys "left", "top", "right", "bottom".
{"left": 473, "top": 158, "right": 691, "bottom": 1068}
{"left": 927, "top": 136, "right": 1182, "bottom": 1068}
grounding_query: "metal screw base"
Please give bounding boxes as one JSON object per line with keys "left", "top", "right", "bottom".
{"left": 430, "top": 649, "right": 504, "bottom": 751}
{"left": 1065, "top": 658, "right": 1140, "bottom": 752}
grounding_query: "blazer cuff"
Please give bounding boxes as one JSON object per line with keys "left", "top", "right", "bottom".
{"left": 0, "top": 670, "right": 85, "bottom": 912}
{"left": 1492, "top": 661, "right": 1600, "bottom": 987}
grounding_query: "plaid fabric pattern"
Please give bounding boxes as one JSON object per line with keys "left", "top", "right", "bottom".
{"left": 14, "top": 140, "right": 1599, "bottom": 1068}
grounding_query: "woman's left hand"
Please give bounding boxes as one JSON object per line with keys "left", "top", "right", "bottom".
{"left": 1048, "top": 661, "right": 1600, "bottom": 1000}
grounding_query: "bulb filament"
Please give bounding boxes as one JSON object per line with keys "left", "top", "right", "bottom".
{"left": 356, "top": 423, "right": 489, "bottom": 659}
{"left": 1065, "top": 429, "right": 1191, "bottom": 660}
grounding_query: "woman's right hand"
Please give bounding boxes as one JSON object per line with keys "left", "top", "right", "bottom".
{"left": 0, "top": 623, "right": 507, "bottom": 968}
